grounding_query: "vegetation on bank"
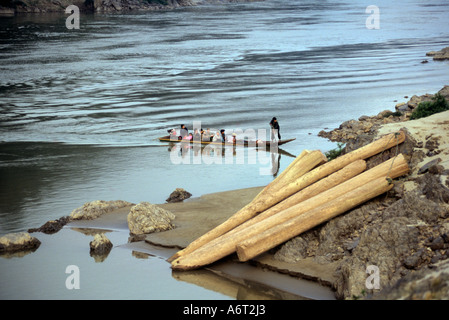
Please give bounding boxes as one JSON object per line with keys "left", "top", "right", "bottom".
{"left": 410, "top": 93, "right": 449, "bottom": 120}
{"left": 325, "top": 142, "right": 345, "bottom": 161}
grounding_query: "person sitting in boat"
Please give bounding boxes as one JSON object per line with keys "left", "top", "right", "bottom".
{"left": 179, "top": 124, "right": 188, "bottom": 139}
{"left": 193, "top": 129, "right": 201, "bottom": 141}
{"left": 168, "top": 128, "right": 177, "bottom": 137}
{"left": 212, "top": 131, "right": 222, "bottom": 142}
{"left": 183, "top": 133, "right": 193, "bottom": 140}
{"left": 202, "top": 128, "right": 212, "bottom": 142}
{"left": 228, "top": 133, "right": 237, "bottom": 144}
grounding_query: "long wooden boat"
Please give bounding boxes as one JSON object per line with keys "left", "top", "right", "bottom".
{"left": 158, "top": 135, "right": 296, "bottom": 147}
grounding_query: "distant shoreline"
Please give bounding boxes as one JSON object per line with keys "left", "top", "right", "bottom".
{"left": 0, "top": 0, "right": 260, "bottom": 15}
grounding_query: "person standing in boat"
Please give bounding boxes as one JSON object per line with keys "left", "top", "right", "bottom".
{"left": 220, "top": 129, "right": 226, "bottom": 142}
{"left": 269, "top": 117, "right": 281, "bottom": 141}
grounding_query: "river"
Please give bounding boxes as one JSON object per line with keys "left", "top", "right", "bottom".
{"left": 1, "top": 0, "right": 448, "bottom": 300}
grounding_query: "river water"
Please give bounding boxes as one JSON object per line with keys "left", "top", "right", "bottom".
{"left": 1, "top": 0, "right": 449, "bottom": 300}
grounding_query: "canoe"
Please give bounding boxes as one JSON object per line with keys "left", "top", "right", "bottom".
{"left": 158, "top": 135, "right": 296, "bottom": 147}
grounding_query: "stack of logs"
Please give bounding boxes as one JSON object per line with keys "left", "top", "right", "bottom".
{"left": 170, "top": 131, "right": 409, "bottom": 270}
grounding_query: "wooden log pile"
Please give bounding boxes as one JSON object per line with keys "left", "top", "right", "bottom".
{"left": 170, "top": 131, "right": 409, "bottom": 270}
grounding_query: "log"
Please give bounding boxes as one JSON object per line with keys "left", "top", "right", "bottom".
{"left": 251, "top": 159, "right": 366, "bottom": 224}
{"left": 236, "top": 177, "right": 394, "bottom": 261}
{"left": 170, "top": 131, "right": 405, "bottom": 263}
{"left": 179, "top": 159, "right": 366, "bottom": 260}
{"left": 171, "top": 154, "right": 409, "bottom": 270}
{"left": 168, "top": 149, "right": 327, "bottom": 262}
{"left": 252, "top": 131, "right": 405, "bottom": 215}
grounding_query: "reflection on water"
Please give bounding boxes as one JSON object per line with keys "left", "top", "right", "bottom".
{"left": 165, "top": 141, "right": 287, "bottom": 176}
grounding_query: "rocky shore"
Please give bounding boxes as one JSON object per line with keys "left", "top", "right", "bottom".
{"left": 307, "top": 85, "right": 449, "bottom": 299}
{"left": 0, "top": 0, "right": 254, "bottom": 14}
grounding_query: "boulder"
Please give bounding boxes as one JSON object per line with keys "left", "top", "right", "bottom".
{"left": 0, "top": 232, "right": 41, "bottom": 253}
{"left": 69, "top": 200, "right": 134, "bottom": 220}
{"left": 166, "top": 188, "right": 192, "bottom": 203}
{"left": 127, "top": 202, "right": 176, "bottom": 235}
{"left": 395, "top": 102, "right": 411, "bottom": 113}
{"left": 89, "top": 233, "right": 113, "bottom": 256}
{"left": 28, "top": 216, "right": 71, "bottom": 234}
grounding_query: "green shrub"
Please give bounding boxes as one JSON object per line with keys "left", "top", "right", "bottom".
{"left": 410, "top": 93, "right": 449, "bottom": 120}
{"left": 325, "top": 142, "right": 345, "bottom": 161}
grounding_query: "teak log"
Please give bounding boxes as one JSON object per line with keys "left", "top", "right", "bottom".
{"left": 171, "top": 154, "right": 409, "bottom": 270}
{"left": 181, "top": 159, "right": 366, "bottom": 258}
{"left": 236, "top": 177, "right": 394, "bottom": 261}
{"left": 168, "top": 149, "right": 327, "bottom": 262}
{"left": 252, "top": 159, "right": 366, "bottom": 224}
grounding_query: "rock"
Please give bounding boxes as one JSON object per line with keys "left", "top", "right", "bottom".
{"left": 428, "top": 236, "right": 446, "bottom": 251}
{"left": 431, "top": 47, "right": 449, "bottom": 61}
{"left": 0, "top": 232, "right": 41, "bottom": 254}
{"left": 428, "top": 164, "right": 445, "bottom": 175}
{"left": 334, "top": 216, "right": 420, "bottom": 299}
{"left": 418, "top": 158, "right": 442, "bottom": 174}
{"left": 425, "top": 136, "right": 440, "bottom": 152}
{"left": 373, "top": 259, "right": 449, "bottom": 300}
{"left": 69, "top": 200, "right": 134, "bottom": 220}
{"left": 426, "top": 47, "right": 449, "bottom": 61}
{"left": 127, "top": 202, "right": 176, "bottom": 235}
{"left": 89, "top": 233, "right": 113, "bottom": 256}
{"left": 426, "top": 51, "right": 439, "bottom": 56}
{"left": 407, "top": 94, "right": 434, "bottom": 110}
{"left": 166, "top": 188, "right": 192, "bottom": 203}
{"left": 415, "top": 172, "right": 449, "bottom": 205}
{"left": 28, "top": 216, "right": 71, "bottom": 234}
{"left": 438, "top": 85, "right": 449, "bottom": 101}
{"left": 395, "top": 102, "right": 410, "bottom": 112}
{"left": 403, "top": 248, "right": 428, "bottom": 270}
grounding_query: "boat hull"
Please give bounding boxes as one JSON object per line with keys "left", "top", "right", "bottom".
{"left": 158, "top": 136, "right": 295, "bottom": 147}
